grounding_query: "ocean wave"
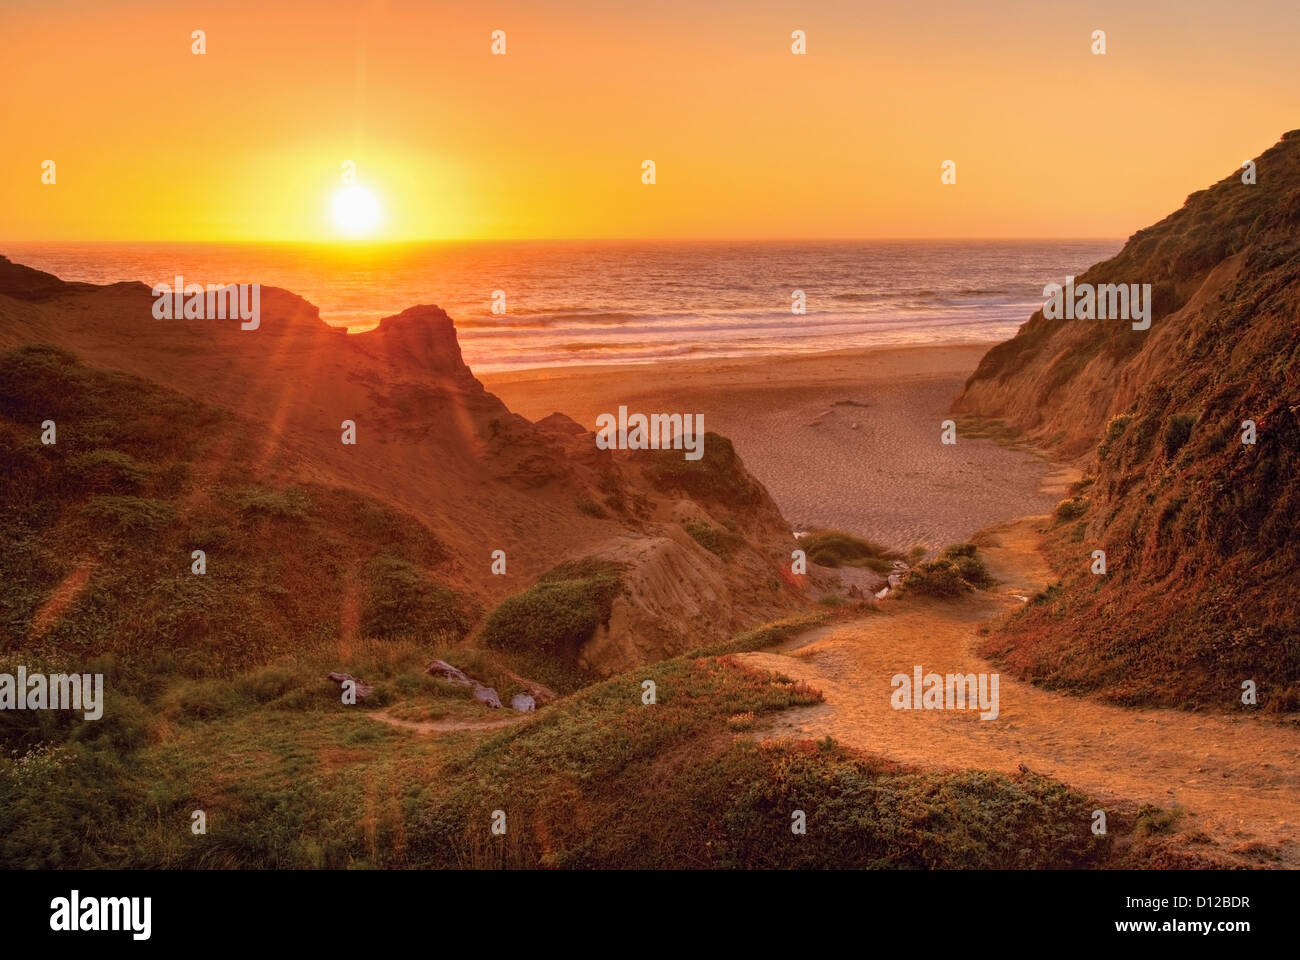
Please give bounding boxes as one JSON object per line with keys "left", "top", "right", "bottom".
{"left": 11, "top": 239, "right": 1122, "bottom": 374}
{"left": 832, "top": 286, "right": 1019, "bottom": 303}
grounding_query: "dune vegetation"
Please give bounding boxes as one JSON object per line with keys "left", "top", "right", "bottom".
{"left": 799, "top": 530, "right": 900, "bottom": 573}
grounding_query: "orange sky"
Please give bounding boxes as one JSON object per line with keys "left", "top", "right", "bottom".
{"left": 2, "top": 0, "right": 1298, "bottom": 242}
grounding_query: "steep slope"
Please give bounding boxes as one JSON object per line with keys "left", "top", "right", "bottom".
{"left": 0, "top": 258, "right": 806, "bottom": 674}
{"left": 953, "top": 131, "right": 1300, "bottom": 711}
{"left": 0, "top": 344, "right": 479, "bottom": 677}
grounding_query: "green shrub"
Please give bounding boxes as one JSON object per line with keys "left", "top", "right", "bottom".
{"left": 901, "top": 543, "right": 991, "bottom": 596}
{"left": 800, "top": 530, "right": 900, "bottom": 572}
{"left": 902, "top": 561, "right": 968, "bottom": 597}
{"left": 1162, "top": 413, "right": 1196, "bottom": 459}
{"left": 952, "top": 554, "right": 993, "bottom": 588}
{"left": 0, "top": 344, "right": 85, "bottom": 421}
{"left": 1135, "top": 804, "right": 1181, "bottom": 837}
{"left": 360, "top": 555, "right": 476, "bottom": 642}
{"left": 684, "top": 521, "right": 742, "bottom": 559}
{"left": 66, "top": 450, "right": 148, "bottom": 494}
{"left": 1055, "top": 497, "right": 1088, "bottom": 522}
{"left": 81, "top": 496, "right": 175, "bottom": 533}
{"left": 73, "top": 692, "right": 156, "bottom": 751}
{"left": 1097, "top": 414, "right": 1133, "bottom": 460}
{"left": 236, "top": 665, "right": 298, "bottom": 704}
{"left": 480, "top": 559, "right": 623, "bottom": 658}
{"left": 639, "top": 433, "right": 761, "bottom": 506}
{"left": 162, "top": 678, "right": 240, "bottom": 721}
{"left": 233, "top": 488, "right": 309, "bottom": 520}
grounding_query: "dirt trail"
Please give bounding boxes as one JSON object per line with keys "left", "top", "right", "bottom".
{"left": 29, "top": 558, "right": 97, "bottom": 639}
{"left": 367, "top": 708, "right": 520, "bottom": 735}
{"left": 739, "top": 516, "right": 1300, "bottom": 866}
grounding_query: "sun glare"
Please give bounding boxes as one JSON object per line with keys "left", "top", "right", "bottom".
{"left": 331, "top": 185, "right": 382, "bottom": 237}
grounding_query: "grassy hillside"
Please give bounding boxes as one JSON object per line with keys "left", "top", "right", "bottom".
{"left": 405, "top": 654, "right": 1125, "bottom": 869}
{"left": 0, "top": 344, "right": 478, "bottom": 673}
{"left": 0, "top": 345, "right": 488, "bottom": 754}
{"left": 2, "top": 638, "right": 1195, "bottom": 869}
{"left": 955, "top": 132, "right": 1300, "bottom": 712}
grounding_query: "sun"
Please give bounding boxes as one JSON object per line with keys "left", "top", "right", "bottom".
{"left": 330, "top": 184, "right": 382, "bottom": 237}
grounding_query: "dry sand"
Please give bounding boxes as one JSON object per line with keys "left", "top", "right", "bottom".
{"left": 483, "top": 342, "right": 1063, "bottom": 551}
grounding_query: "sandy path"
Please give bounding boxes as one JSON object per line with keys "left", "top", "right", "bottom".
{"left": 739, "top": 517, "right": 1300, "bottom": 866}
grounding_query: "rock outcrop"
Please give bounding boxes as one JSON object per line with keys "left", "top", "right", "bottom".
{"left": 0, "top": 256, "right": 808, "bottom": 677}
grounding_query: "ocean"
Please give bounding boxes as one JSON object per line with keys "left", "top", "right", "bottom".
{"left": 3, "top": 240, "right": 1121, "bottom": 373}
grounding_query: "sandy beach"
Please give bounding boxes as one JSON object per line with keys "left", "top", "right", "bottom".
{"left": 482, "top": 341, "right": 1065, "bottom": 552}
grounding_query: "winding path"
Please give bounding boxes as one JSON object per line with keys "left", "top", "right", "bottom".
{"left": 739, "top": 516, "right": 1300, "bottom": 867}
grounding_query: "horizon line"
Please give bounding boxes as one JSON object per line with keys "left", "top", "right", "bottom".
{"left": 1, "top": 235, "right": 1128, "bottom": 246}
